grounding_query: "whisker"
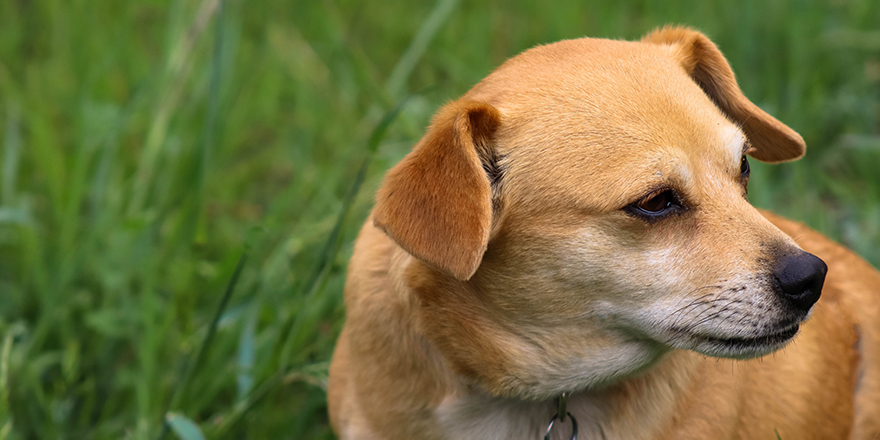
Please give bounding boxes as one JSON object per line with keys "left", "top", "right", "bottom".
{"left": 666, "top": 286, "right": 724, "bottom": 328}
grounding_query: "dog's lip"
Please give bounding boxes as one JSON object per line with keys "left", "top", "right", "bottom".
{"left": 690, "top": 323, "right": 800, "bottom": 349}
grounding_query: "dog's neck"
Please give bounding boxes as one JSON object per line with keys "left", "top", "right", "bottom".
{"left": 431, "top": 349, "right": 703, "bottom": 440}
{"left": 382, "top": 249, "right": 705, "bottom": 439}
{"left": 400, "top": 247, "right": 674, "bottom": 396}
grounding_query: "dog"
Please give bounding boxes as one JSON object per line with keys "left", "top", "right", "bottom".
{"left": 327, "top": 26, "right": 880, "bottom": 439}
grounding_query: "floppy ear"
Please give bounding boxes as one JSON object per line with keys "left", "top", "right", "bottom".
{"left": 373, "top": 100, "right": 501, "bottom": 281}
{"left": 643, "top": 26, "right": 805, "bottom": 163}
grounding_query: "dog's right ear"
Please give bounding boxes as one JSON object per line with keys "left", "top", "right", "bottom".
{"left": 373, "top": 100, "right": 501, "bottom": 281}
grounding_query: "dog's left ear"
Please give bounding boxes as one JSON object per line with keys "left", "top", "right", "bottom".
{"left": 643, "top": 26, "right": 805, "bottom": 163}
{"left": 373, "top": 100, "right": 501, "bottom": 281}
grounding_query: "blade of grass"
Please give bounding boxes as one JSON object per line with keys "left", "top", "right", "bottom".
{"left": 209, "top": 367, "right": 282, "bottom": 438}
{"left": 385, "top": 0, "right": 461, "bottom": 98}
{"left": 166, "top": 413, "right": 206, "bottom": 440}
{"left": 157, "top": 250, "right": 247, "bottom": 440}
{"left": 210, "top": 361, "right": 329, "bottom": 439}
{"left": 190, "top": 0, "right": 227, "bottom": 245}
{"left": 0, "top": 332, "right": 13, "bottom": 440}
{"left": 282, "top": 361, "right": 330, "bottom": 391}
{"left": 127, "top": 0, "right": 220, "bottom": 215}
{"left": 235, "top": 303, "right": 257, "bottom": 401}
{"left": 1, "top": 102, "right": 21, "bottom": 206}
{"left": 89, "top": 80, "right": 151, "bottom": 219}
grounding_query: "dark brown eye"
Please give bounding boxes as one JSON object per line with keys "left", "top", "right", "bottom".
{"left": 741, "top": 155, "right": 750, "bottom": 178}
{"left": 637, "top": 190, "right": 674, "bottom": 213}
{"left": 624, "top": 188, "right": 684, "bottom": 221}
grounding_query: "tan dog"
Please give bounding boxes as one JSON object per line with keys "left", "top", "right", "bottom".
{"left": 327, "top": 27, "right": 880, "bottom": 439}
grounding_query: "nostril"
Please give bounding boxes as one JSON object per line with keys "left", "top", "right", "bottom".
{"left": 773, "top": 252, "right": 827, "bottom": 311}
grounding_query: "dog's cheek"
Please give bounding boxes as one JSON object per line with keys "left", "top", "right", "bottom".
{"left": 565, "top": 223, "right": 692, "bottom": 296}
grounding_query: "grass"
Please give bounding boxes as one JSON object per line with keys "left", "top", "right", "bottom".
{"left": 0, "top": 0, "right": 878, "bottom": 438}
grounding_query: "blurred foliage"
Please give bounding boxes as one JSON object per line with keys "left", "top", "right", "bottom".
{"left": 0, "top": 0, "right": 877, "bottom": 438}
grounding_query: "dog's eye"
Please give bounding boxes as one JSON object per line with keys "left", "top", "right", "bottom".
{"left": 624, "top": 188, "right": 684, "bottom": 221}
{"left": 637, "top": 190, "right": 675, "bottom": 213}
{"left": 625, "top": 189, "right": 682, "bottom": 220}
{"left": 741, "top": 155, "right": 750, "bottom": 178}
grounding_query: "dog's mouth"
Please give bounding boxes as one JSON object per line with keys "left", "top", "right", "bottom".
{"left": 681, "top": 323, "right": 800, "bottom": 359}
{"left": 697, "top": 324, "right": 799, "bottom": 348}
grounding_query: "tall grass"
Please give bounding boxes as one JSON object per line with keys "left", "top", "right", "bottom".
{"left": 0, "top": 0, "right": 877, "bottom": 438}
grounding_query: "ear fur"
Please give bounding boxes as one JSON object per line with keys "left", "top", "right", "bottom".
{"left": 643, "top": 26, "right": 806, "bottom": 163}
{"left": 373, "top": 100, "right": 501, "bottom": 280}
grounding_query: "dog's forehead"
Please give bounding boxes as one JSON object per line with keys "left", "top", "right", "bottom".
{"left": 468, "top": 37, "right": 736, "bottom": 144}
{"left": 465, "top": 38, "right": 745, "bottom": 211}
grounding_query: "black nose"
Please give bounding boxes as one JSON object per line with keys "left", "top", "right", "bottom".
{"left": 773, "top": 252, "right": 827, "bottom": 311}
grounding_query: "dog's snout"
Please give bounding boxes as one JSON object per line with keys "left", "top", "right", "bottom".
{"left": 773, "top": 252, "right": 827, "bottom": 311}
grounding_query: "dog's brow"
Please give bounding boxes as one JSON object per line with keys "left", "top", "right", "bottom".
{"left": 723, "top": 127, "right": 747, "bottom": 162}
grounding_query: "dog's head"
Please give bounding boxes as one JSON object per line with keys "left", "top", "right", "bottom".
{"left": 372, "top": 27, "right": 827, "bottom": 399}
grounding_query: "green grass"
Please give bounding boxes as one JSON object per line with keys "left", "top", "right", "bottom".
{"left": 0, "top": 0, "right": 878, "bottom": 438}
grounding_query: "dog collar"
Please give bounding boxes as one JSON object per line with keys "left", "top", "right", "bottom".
{"left": 544, "top": 392, "right": 578, "bottom": 440}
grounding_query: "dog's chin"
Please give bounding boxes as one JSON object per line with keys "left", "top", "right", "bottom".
{"left": 677, "top": 324, "right": 801, "bottom": 359}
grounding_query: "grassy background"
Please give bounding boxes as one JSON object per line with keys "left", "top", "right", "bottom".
{"left": 0, "top": 0, "right": 878, "bottom": 438}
